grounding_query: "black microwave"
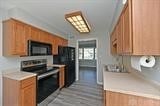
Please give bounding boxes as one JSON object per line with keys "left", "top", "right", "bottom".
{"left": 28, "top": 40, "right": 52, "bottom": 56}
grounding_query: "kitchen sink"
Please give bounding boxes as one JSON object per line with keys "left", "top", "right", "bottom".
{"left": 105, "top": 64, "right": 127, "bottom": 73}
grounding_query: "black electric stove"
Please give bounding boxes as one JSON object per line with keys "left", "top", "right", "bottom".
{"left": 21, "top": 59, "right": 60, "bottom": 104}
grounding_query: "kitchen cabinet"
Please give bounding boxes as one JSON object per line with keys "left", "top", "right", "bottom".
{"left": 3, "top": 19, "right": 30, "bottom": 56}
{"left": 122, "top": 2, "right": 132, "bottom": 54}
{"left": 3, "top": 76, "right": 36, "bottom": 106}
{"left": 59, "top": 67, "right": 65, "bottom": 88}
{"left": 62, "top": 38, "right": 68, "bottom": 46}
{"left": 30, "top": 27, "right": 40, "bottom": 41}
{"left": 117, "top": 15, "right": 123, "bottom": 54}
{"left": 39, "top": 31, "right": 53, "bottom": 44}
{"left": 39, "top": 30, "right": 48, "bottom": 43}
{"left": 110, "top": 0, "right": 160, "bottom": 55}
{"left": 52, "top": 36, "right": 68, "bottom": 55}
{"left": 52, "top": 36, "right": 59, "bottom": 55}
{"left": 110, "top": 28, "right": 117, "bottom": 55}
{"left": 3, "top": 18, "right": 68, "bottom": 56}
{"left": 104, "top": 90, "right": 160, "bottom": 106}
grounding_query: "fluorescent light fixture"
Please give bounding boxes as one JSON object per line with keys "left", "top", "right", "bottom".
{"left": 65, "top": 11, "right": 91, "bottom": 33}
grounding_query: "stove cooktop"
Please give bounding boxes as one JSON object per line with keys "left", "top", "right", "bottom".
{"left": 22, "top": 66, "right": 59, "bottom": 75}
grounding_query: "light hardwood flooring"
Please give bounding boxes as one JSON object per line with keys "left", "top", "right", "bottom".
{"left": 48, "top": 81, "right": 103, "bottom": 106}
{"left": 40, "top": 67, "right": 102, "bottom": 106}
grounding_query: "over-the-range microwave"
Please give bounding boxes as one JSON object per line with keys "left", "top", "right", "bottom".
{"left": 28, "top": 40, "right": 52, "bottom": 56}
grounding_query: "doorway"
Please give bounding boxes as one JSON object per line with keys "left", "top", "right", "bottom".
{"left": 77, "top": 39, "right": 98, "bottom": 84}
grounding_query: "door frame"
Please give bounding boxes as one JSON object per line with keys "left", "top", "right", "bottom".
{"left": 76, "top": 38, "right": 99, "bottom": 84}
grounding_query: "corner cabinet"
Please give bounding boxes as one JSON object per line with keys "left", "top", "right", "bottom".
{"left": 3, "top": 76, "right": 36, "bottom": 106}
{"left": 3, "top": 18, "right": 68, "bottom": 56}
{"left": 104, "top": 90, "right": 160, "bottom": 106}
{"left": 110, "top": 0, "right": 160, "bottom": 55}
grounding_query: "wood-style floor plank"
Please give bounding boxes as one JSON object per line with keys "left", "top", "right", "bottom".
{"left": 48, "top": 81, "right": 103, "bottom": 106}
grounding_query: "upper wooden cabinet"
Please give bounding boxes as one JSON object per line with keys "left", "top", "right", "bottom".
{"left": 117, "top": 16, "right": 123, "bottom": 54}
{"left": 111, "top": 0, "right": 160, "bottom": 55}
{"left": 110, "top": 28, "right": 117, "bottom": 55}
{"left": 62, "top": 39, "right": 68, "bottom": 46}
{"left": 122, "top": 2, "right": 133, "bottom": 54}
{"left": 52, "top": 36, "right": 68, "bottom": 55}
{"left": 3, "top": 18, "right": 68, "bottom": 56}
{"left": 3, "top": 19, "right": 30, "bottom": 56}
{"left": 30, "top": 27, "right": 40, "bottom": 41}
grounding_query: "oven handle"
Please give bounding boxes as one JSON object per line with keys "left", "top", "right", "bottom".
{"left": 37, "top": 69, "right": 59, "bottom": 80}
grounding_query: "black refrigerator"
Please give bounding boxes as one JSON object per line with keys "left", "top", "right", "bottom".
{"left": 53, "top": 46, "right": 76, "bottom": 87}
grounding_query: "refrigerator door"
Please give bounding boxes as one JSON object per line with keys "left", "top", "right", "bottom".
{"left": 58, "top": 46, "right": 69, "bottom": 63}
{"left": 71, "top": 47, "right": 75, "bottom": 61}
{"left": 55, "top": 46, "right": 76, "bottom": 87}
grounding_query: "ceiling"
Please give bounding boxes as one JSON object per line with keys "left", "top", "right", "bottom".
{"left": 1, "top": 0, "right": 119, "bottom": 36}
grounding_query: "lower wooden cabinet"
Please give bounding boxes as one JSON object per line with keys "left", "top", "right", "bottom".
{"left": 3, "top": 76, "right": 36, "bottom": 106}
{"left": 59, "top": 67, "right": 65, "bottom": 89}
{"left": 104, "top": 90, "right": 160, "bottom": 106}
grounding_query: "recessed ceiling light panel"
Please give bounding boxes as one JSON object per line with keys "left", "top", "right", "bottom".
{"left": 65, "top": 11, "right": 91, "bottom": 33}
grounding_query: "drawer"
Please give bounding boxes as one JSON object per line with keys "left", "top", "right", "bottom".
{"left": 21, "top": 76, "right": 36, "bottom": 88}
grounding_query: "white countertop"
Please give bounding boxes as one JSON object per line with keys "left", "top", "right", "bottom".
{"left": 103, "top": 71, "right": 160, "bottom": 100}
{"left": 47, "top": 64, "right": 65, "bottom": 68}
{"left": 2, "top": 64, "right": 64, "bottom": 81}
{"left": 3, "top": 71, "right": 37, "bottom": 81}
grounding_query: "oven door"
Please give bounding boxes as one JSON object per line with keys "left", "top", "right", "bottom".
{"left": 28, "top": 40, "right": 52, "bottom": 56}
{"left": 37, "top": 71, "right": 59, "bottom": 103}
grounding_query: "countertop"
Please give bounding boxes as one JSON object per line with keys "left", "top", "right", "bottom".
{"left": 47, "top": 64, "right": 65, "bottom": 68}
{"left": 2, "top": 64, "right": 64, "bottom": 81}
{"left": 103, "top": 71, "right": 160, "bottom": 100}
{"left": 3, "top": 71, "right": 37, "bottom": 81}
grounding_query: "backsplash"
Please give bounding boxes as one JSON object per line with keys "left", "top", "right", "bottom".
{"left": 0, "top": 56, "right": 53, "bottom": 71}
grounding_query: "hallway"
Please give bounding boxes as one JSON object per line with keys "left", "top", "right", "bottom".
{"left": 79, "top": 67, "right": 97, "bottom": 84}
{"left": 48, "top": 67, "right": 102, "bottom": 106}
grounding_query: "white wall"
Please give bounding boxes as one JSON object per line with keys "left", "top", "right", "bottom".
{"left": 68, "top": 31, "right": 116, "bottom": 84}
{"left": 0, "top": 7, "right": 66, "bottom": 106}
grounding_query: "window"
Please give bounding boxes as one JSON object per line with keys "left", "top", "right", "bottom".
{"left": 79, "top": 48, "right": 83, "bottom": 59}
{"left": 79, "top": 48, "right": 97, "bottom": 60}
{"left": 95, "top": 48, "right": 97, "bottom": 59}
{"left": 84, "top": 48, "right": 94, "bottom": 59}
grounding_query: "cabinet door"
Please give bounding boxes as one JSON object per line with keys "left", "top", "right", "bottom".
{"left": 110, "top": 30, "right": 117, "bottom": 55}
{"left": 117, "top": 16, "right": 123, "bottom": 54}
{"left": 14, "top": 21, "right": 29, "bottom": 56}
{"left": 30, "top": 27, "right": 40, "bottom": 41}
{"left": 47, "top": 34, "right": 53, "bottom": 45}
{"left": 122, "top": 2, "right": 132, "bottom": 54}
{"left": 62, "top": 39, "right": 68, "bottom": 46}
{"left": 132, "top": 0, "right": 160, "bottom": 55}
{"left": 52, "top": 36, "right": 58, "bottom": 55}
{"left": 61, "top": 67, "right": 65, "bottom": 88}
{"left": 39, "top": 31, "right": 47, "bottom": 43}
{"left": 57, "top": 37, "right": 63, "bottom": 46}
{"left": 21, "top": 84, "right": 36, "bottom": 106}
{"left": 59, "top": 67, "right": 65, "bottom": 88}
